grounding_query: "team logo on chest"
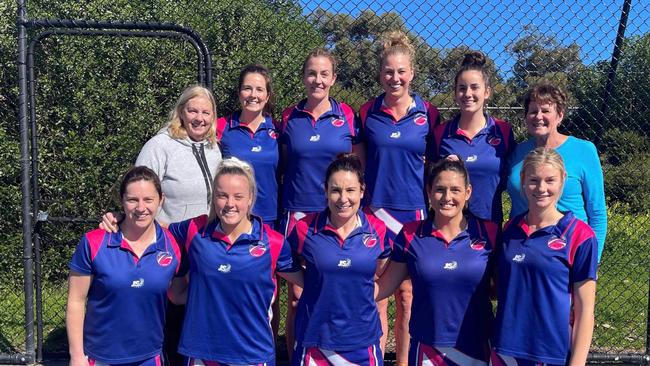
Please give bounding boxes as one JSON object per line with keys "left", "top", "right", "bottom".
{"left": 331, "top": 118, "right": 345, "bottom": 127}
{"left": 363, "top": 234, "right": 378, "bottom": 248}
{"left": 487, "top": 135, "right": 501, "bottom": 146}
{"left": 466, "top": 155, "right": 478, "bottom": 162}
{"left": 251, "top": 145, "right": 262, "bottom": 152}
{"left": 413, "top": 113, "right": 427, "bottom": 126}
{"left": 310, "top": 134, "right": 321, "bottom": 142}
{"left": 470, "top": 239, "right": 486, "bottom": 250}
{"left": 547, "top": 236, "right": 567, "bottom": 250}
{"left": 249, "top": 242, "right": 268, "bottom": 257}
{"left": 390, "top": 131, "right": 401, "bottom": 139}
{"left": 268, "top": 130, "right": 279, "bottom": 139}
{"left": 156, "top": 252, "right": 174, "bottom": 267}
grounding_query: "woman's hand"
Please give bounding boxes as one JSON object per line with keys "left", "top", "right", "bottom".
{"left": 99, "top": 212, "right": 122, "bottom": 233}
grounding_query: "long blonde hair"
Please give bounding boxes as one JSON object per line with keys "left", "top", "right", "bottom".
{"left": 166, "top": 85, "right": 218, "bottom": 145}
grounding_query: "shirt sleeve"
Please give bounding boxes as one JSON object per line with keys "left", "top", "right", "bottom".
{"left": 390, "top": 229, "right": 408, "bottom": 263}
{"left": 136, "top": 134, "right": 167, "bottom": 179}
{"left": 276, "top": 238, "right": 300, "bottom": 273}
{"left": 168, "top": 221, "right": 190, "bottom": 276}
{"left": 69, "top": 235, "right": 93, "bottom": 275}
{"left": 571, "top": 236, "right": 599, "bottom": 283}
{"left": 580, "top": 141, "right": 608, "bottom": 261}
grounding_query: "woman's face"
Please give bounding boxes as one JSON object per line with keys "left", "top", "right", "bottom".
{"left": 523, "top": 163, "right": 564, "bottom": 212}
{"left": 526, "top": 100, "right": 564, "bottom": 139}
{"left": 303, "top": 56, "right": 336, "bottom": 102}
{"left": 380, "top": 53, "right": 414, "bottom": 100}
{"left": 455, "top": 70, "right": 490, "bottom": 115}
{"left": 326, "top": 170, "right": 364, "bottom": 225}
{"left": 181, "top": 96, "right": 214, "bottom": 141}
{"left": 213, "top": 174, "right": 253, "bottom": 229}
{"left": 427, "top": 170, "right": 471, "bottom": 220}
{"left": 239, "top": 72, "right": 269, "bottom": 116}
{"left": 122, "top": 180, "right": 163, "bottom": 230}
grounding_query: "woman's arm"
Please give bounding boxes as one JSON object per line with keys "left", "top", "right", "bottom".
{"left": 375, "top": 258, "right": 389, "bottom": 280}
{"left": 66, "top": 271, "right": 92, "bottom": 366}
{"left": 568, "top": 279, "right": 596, "bottom": 366}
{"left": 168, "top": 275, "right": 189, "bottom": 305}
{"left": 375, "top": 261, "right": 408, "bottom": 301}
{"left": 581, "top": 142, "right": 607, "bottom": 261}
{"left": 278, "top": 270, "right": 304, "bottom": 288}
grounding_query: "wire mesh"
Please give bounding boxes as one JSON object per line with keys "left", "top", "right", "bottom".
{"left": 2, "top": 0, "right": 649, "bottom": 362}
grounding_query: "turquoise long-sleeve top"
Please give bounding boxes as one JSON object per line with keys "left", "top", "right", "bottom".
{"left": 506, "top": 136, "right": 608, "bottom": 261}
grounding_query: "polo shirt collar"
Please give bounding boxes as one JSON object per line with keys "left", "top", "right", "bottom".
{"left": 228, "top": 112, "right": 273, "bottom": 131}
{"left": 448, "top": 113, "right": 496, "bottom": 139}
{"left": 295, "top": 97, "right": 342, "bottom": 120}
{"left": 209, "top": 215, "right": 264, "bottom": 248}
{"left": 374, "top": 93, "right": 426, "bottom": 117}
{"left": 313, "top": 208, "right": 373, "bottom": 236}
{"left": 109, "top": 221, "right": 167, "bottom": 252}
{"left": 421, "top": 216, "right": 471, "bottom": 245}
{"left": 516, "top": 211, "right": 576, "bottom": 238}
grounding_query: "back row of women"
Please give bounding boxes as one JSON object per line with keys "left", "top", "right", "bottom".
{"left": 66, "top": 29, "right": 606, "bottom": 366}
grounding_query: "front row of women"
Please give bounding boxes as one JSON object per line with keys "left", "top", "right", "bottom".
{"left": 67, "top": 147, "right": 597, "bottom": 366}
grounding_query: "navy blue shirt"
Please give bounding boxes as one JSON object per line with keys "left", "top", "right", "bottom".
{"left": 279, "top": 98, "right": 358, "bottom": 212}
{"left": 428, "top": 115, "right": 515, "bottom": 223}
{"left": 392, "top": 216, "right": 496, "bottom": 359}
{"left": 494, "top": 212, "right": 598, "bottom": 364}
{"left": 69, "top": 224, "right": 181, "bottom": 364}
{"left": 171, "top": 215, "right": 298, "bottom": 364}
{"left": 218, "top": 113, "right": 280, "bottom": 221}
{"left": 359, "top": 93, "right": 440, "bottom": 210}
{"left": 288, "top": 210, "right": 390, "bottom": 350}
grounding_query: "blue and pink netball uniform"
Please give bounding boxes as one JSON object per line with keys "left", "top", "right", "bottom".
{"left": 168, "top": 215, "right": 299, "bottom": 365}
{"left": 391, "top": 216, "right": 497, "bottom": 366}
{"left": 359, "top": 93, "right": 440, "bottom": 239}
{"left": 217, "top": 113, "right": 280, "bottom": 225}
{"left": 69, "top": 224, "right": 181, "bottom": 365}
{"left": 427, "top": 115, "right": 514, "bottom": 223}
{"left": 287, "top": 210, "right": 390, "bottom": 366}
{"left": 492, "top": 212, "right": 598, "bottom": 366}
{"left": 279, "top": 98, "right": 358, "bottom": 234}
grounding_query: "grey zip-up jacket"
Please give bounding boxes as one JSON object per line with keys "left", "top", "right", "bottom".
{"left": 136, "top": 129, "right": 222, "bottom": 224}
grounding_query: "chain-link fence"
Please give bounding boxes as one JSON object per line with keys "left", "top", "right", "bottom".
{"left": 1, "top": 0, "right": 649, "bottom": 364}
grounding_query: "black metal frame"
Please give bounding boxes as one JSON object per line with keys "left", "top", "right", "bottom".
{"left": 14, "top": 0, "right": 213, "bottom": 363}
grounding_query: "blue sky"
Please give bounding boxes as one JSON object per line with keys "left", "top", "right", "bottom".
{"left": 299, "top": 0, "right": 649, "bottom": 76}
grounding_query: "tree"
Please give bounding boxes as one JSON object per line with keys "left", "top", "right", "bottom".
{"left": 507, "top": 25, "right": 582, "bottom": 89}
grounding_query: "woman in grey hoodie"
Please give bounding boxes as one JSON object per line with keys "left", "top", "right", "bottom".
{"left": 135, "top": 85, "right": 221, "bottom": 366}
{"left": 136, "top": 85, "right": 222, "bottom": 225}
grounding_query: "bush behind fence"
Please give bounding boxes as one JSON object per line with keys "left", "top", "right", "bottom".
{"left": 0, "top": 0, "right": 649, "bottom": 361}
